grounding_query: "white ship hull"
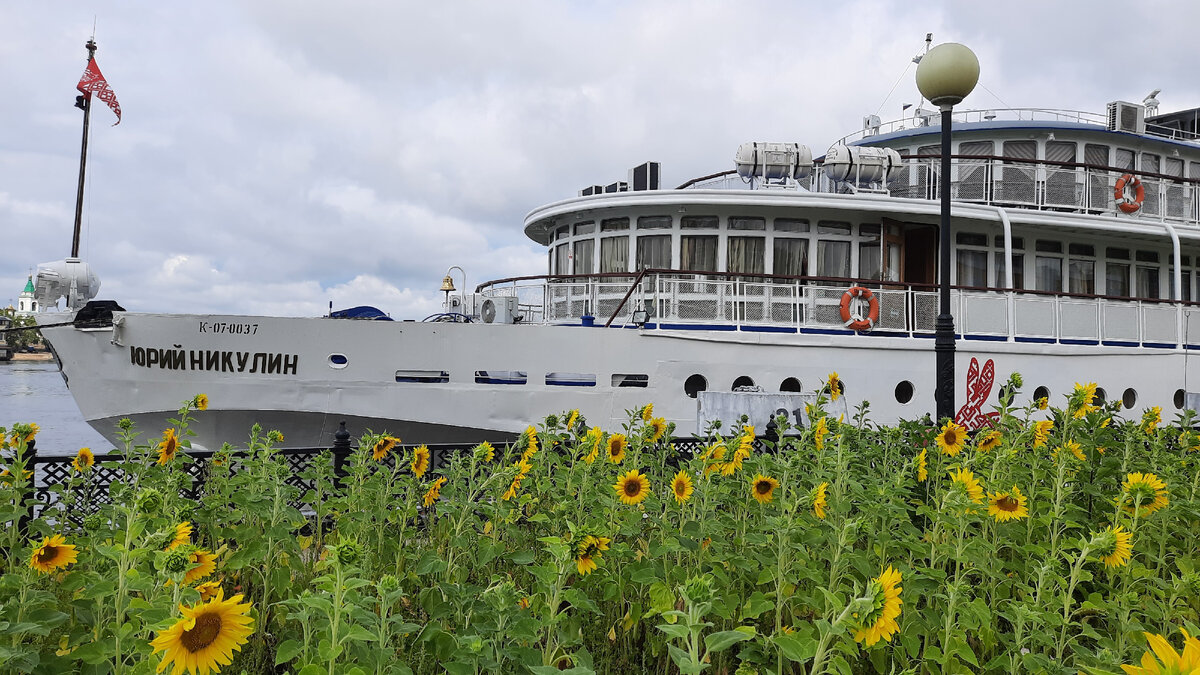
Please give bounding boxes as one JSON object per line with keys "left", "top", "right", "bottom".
{"left": 41, "top": 311, "right": 1195, "bottom": 450}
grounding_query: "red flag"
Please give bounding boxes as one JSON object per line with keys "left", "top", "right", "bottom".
{"left": 76, "top": 59, "right": 121, "bottom": 125}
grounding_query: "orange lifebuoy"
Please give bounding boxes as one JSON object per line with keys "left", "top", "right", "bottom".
{"left": 1114, "top": 173, "right": 1144, "bottom": 214}
{"left": 839, "top": 286, "right": 880, "bottom": 331}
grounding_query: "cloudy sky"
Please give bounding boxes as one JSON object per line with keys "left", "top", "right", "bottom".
{"left": 2, "top": 1, "right": 1197, "bottom": 318}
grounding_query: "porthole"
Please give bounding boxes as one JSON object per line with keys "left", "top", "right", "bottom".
{"left": 836, "top": 379, "right": 846, "bottom": 396}
{"left": 1174, "top": 388, "right": 1186, "bottom": 410}
{"left": 328, "top": 354, "right": 348, "bottom": 369}
{"left": 1122, "top": 388, "right": 1137, "bottom": 409}
{"left": 684, "top": 374, "right": 707, "bottom": 398}
{"left": 780, "top": 377, "right": 802, "bottom": 393}
{"left": 1033, "top": 386, "right": 1050, "bottom": 404}
{"left": 895, "top": 381, "right": 914, "bottom": 404}
{"left": 732, "top": 375, "right": 755, "bottom": 390}
{"left": 1094, "top": 387, "right": 1107, "bottom": 404}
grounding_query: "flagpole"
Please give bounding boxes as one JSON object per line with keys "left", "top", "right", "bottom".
{"left": 71, "top": 39, "right": 97, "bottom": 259}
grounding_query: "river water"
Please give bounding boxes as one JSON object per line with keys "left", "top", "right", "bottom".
{"left": 0, "top": 360, "right": 114, "bottom": 456}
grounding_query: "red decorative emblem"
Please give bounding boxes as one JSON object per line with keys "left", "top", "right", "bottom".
{"left": 77, "top": 59, "right": 121, "bottom": 125}
{"left": 955, "top": 357, "right": 998, "bottom": 429}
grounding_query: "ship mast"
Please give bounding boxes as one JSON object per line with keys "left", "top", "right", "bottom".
{"left": 70, "top": 39, "right": 98, "bottom": 258}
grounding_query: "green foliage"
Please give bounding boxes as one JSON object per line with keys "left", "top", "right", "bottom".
{"left": 0, "top": 378, "right": 1199, "bottom": 673}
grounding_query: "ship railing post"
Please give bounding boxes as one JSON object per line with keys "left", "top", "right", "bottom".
{"left": 332, "top": 421, "right": 351, "bottom": 488}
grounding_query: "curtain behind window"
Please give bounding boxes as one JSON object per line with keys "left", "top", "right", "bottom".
{"left": 817, "top": 241, "right": 851, "bottom": 278}
{"left": 773, "top": 239, "right": 808, "bottom": 276}
{"left": 681, "top": 235, "right": 718, "bottom": 271}
{"left": 573, "top": 239, "right": 595, "bottom": 275}
{"left": 600, "top": 237, "right": 629, "bottom": 273}
{"left": 728, "top": 237, "right": 765, "bottom": 274}
{"left": 636, "top": 235, "right": 671, "bottom": 271}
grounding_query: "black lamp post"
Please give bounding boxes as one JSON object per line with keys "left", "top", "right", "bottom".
{"left": 915, "top": 42, "right": 979, "bottom": 422}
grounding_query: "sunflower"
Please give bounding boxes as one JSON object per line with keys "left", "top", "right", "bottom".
{"left": 916, "top": 449, "right": 927, "bottom": 482}
{"left": 411, "top": 445, "right": 431, "bottom": 478}
{"left": 987, "top": 487, "right": 1029, "bottom": 522}
{"left": 976, "top": 430, "right": 1002, "bottom": 453}
{"left": 1060, "top": 440, "right": 1086, "bottom": 462}
{"left": 29, "top": 534, "right": 78, "bottom": 574}
{"left": 520, "top": 426, "right": 539, "bottom": 462}
{"left": 721, "top": 440, "right": 751, "bottom": 476}
{"left": 671, "top": 470, "right": 694, "bottom": 504}
{"left": 194, "top": 394, "right": 209, "bottom": 411}
{"left": 948, "top": 467, "right": 984, "bottom": 504}
{"left": 641, "top": 404, "right": 653, "bottom": 423}
{"left": 184, "top": 549, "right": 217, "bottom": 584}
{"left": 1119, "top": 472, "right": 1170, "bottom": 518}
{"left": 477, "top": 441, "right": 495, "bottom": 463}
{"left": 1071, "top": 383, "right": 1097, "bottom": 419}
{"left": 750, "top": 474, "right": 780, "bottom": 504}
{"left": 195, "top": 580, "right": 222, "bottom": 602}
{"left": 422, "top": 477, "right": 448, "bottom": 507}
{"left": 1095, "top": 524, "right": 1133, "bottom": 569}
{"left": 1142, "top": 406, "right": 1162, "bottom": 435}
{"left": 1036, "top": 396, "right": 1048, "bottom": 411}
{"left": 1032, "top": 420, "right": 1054, "bottom": 448}
{"left": 582, "top": 427, "right": 603, "bottom": 463}
{"left": 574, "top": 535, "right": 611, "bottom": 575}
{"left": 157, "top": 428, "right": 180, "bottom": 465}
{"left": 166, "top": 522, "right": 193, "bottom": 551}
{"left": 827, "top": 372, "right": 841, "bottom": 401}
{"left": 648, "top": 417, "right": 668, "bottom": 444}
{"left": 814, "top": 416, "right": 829, "bottom": 452}
{"left": 811, "top": 482, "right": 829, "bottom": 519}
{"left": 1119, "top": 630, "right": 1200, "bottom": 674}
{"left": 613, "top": 469, "right": 650, "bottom": 505}
{"left": 606, "top": 434, "right": 627, "bottom": 464}
{"left": 501, "top": 459, "right": 532, "bottom": 502}
{"left": 372, "top": 436, "right": 398, "bottom": 461}
{"left": 935, "top": 421, "right": 966, "bottom": 457}
{"left": 150, "top": 587, "right": 254, "bottom": 675}
{"left": 565, "top": 409, "right": 579, "bottom": 430}
{"left": 73, "top": 447, "right": 95, "bottom": 472}
{"left": 853, "top": 565, "right": 903, "bottom": 646}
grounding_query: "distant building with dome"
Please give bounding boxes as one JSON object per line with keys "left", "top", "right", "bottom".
{"left": 16, "top": 274, "right": 37, "bottom": 316}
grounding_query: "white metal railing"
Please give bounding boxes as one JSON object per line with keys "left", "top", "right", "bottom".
{"left": 475, "top": 274, "right": 1200, "bottom": 348}
{"left": 839, "top": 108, "right": 1113, "bottom": 146}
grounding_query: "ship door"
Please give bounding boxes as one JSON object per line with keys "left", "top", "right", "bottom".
{"left": 881, "top": 222, "right": 904, "bottom": 287}
{"left": 881, "top": 218, "right": 937, "bottom": 286}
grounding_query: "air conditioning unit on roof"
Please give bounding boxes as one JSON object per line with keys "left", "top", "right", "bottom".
{"left": 480, "top": 296, "right": 520, "bottom": 324}
{"left": 1107, "top": 101, "right": 1146, "bottom": 134}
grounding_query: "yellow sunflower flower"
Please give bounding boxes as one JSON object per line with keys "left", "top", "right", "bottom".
{"left": 987, "top": 487, "right": 1029, "bottom": 522}
{"left": 936, "top": 421, "right": 966, "bottom": 457}
{"left": 613, "top": 470, "right": 650, "bottom": 505}
{"left": 750, "top": 474, "right": 780, "bottom": 504}
{"left": 150, "top": 588, "right": 254, "bottom": 675}
{"left": 641, "top": 404, "right": 653, "bottom": 423}
{"left": 575, "top": 535, "right": 611, "bottom": 576}
{"left": 606, "top": 434, "right": 627, "bottom": 464}
{"left": 565, "top": 409, "right": 579, "bottom": 430}
{"left": 372, "top": 436, "right": 398, "bottom": 461}
{"left": 811, "top": 482, "right": 829, "bottom": 519}
{"left": 477, "top": 441, "right": 495, "bottom": 463}
{"left": 827, "top": 372, "right": 841, "bottom": 401}
{"left": 853, "top": 565, "right": 903, "bottom": 646}
{"left": 648, "top": 417, "right": 668, "bottom": 444}
{"left": 194, "top": 394, "right": 209, "bottom": 411}
{"left": 671, "top": 470, "right": 694, "bottom": 504}
{"left": 1071, "top": 382, "right": 1097, "bottom": 419}
{"left": 1142, "top": 406, "right": 1162, "bottom": 435}
{"left": 1119, "top": 630, "right": 1200, "bottom": 675}
{"left": 916, "top": 449, "right": 927, "bottom": 482}
{"left": 814, "top": 416, "right": 829, "bottom": 452}
{"left": 1033, "top": 420, "right": 1054, "bottom": 449}
{"left": 582, "top": 427, "right": 603, "bottom": 463}
{"left": 165, "top": 522, "right": 193, "bottom": 551}
{"left": 195, "top": 580, "right": 221, "bottom": 602}
{"left": 948, "top": 467, "right": 984, "bottom": 504}
{"left": 73, "top": 447, "right": 95, "bottom": 473}
{"left": 977, "top": 430, "right": 1002, "bottom": 453}
{"left": 157, "top": 428, "right": 180, "bottom": 465}
{"left": 29, "top": 534, "right": 78, "bottom": 574}
{"left": 1119, "top": 472, "right": 1169, "bottom": 518}
{"left": 1037, "top": 396, "right": 1048, "bottom": 410}
{"left": 184, "top": 549, "right": 218, "bottom": 585}
{"left": 520, "top": 426, "right": 539, "bottom": 462}
{"left": 422, "top": 477, "right": 448, "bottom": 507}
{"left": 411, "top": 445, "right": 431, "bottom": 478}
{"left": 1094, "top": 524, "right": 1133, "bottom": 569}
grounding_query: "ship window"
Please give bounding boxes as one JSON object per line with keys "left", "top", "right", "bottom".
{"left": 574, "top": 221, "right": 595, "bottom": 236}
{"left": 860, "top": 240, "right": 882, "bottom": 281}
{"left": 860, "top": 224, "right": 881, "bottom": 237}
{"left": 555, "top": 245, "right": 570, "bottom": 274}
{"left": 546, "top": 372, "right": 597, "bottom": 387}
{"left": 681, "top": 215, "right": 718, "bottom": 229}
{"left": 681, "top": 235, "right": 718, "bottom": 272}
{"left": 728, "top": 237, "right": 765, "bottom": 274}
{"left": 1115, "top": 148, "right": 1135, "bottom": 171}
{"left": 1136, "top": 250, "right": 1159, "bottom": 263}
{"left": 780, "top": 377, "right": 802, "bottom": 392}
{"left": 573, "top": 239, "right": 595, "bottom": 275}
{"left": 395, "top": 370, "right": 450, "bottom": 383}
{"left": 1106, "top": 261, "right": 1131, "bottom": 297}
{"left": 636, "top": 235, "right": 671, "bottom": 271}
{"left": 994, "top": 236, "right": 1024, "bottom": 250}
{"left": 996, "top": 254, "right": 1025, "bottom": 289}
{"left": 684, "top": 374, "right": 707, "bottom": 398}
{"left": 1107, "top": 247, "right": 1130, "bottom": 260}
{"left": 729, "top": 216, "right": 766, "bottom": 231}
{"left": 1036, "top": 240, "right": 1063, "bottom": 253}
{"left": 732, "top": 375, "right": 755, "bottom": 390}
{"left": 817, "top": 240, "right": 851, "bottom": 278}
{"left": 1069, "top": 243, "right": 1094, "bottom": 257}
{"left": 1035, "top": 254, "right": 1063, "bottom": 292}
{"left": 773, "top": 238, "right": 808, "bottom": 276}
{"left": 1068, "top": 259, "right": 1095, "bottom": 294}
{"left": 329, "top": 354, "right": 349, "bottom": 369}
{"left": 895, "top": 380, "right": 914, "bottom": 404}
{"left": 817, "top": 221, "right": 852, "bottom": 235}
{"left": 774, "top": 218, "right": 809, "bottom": 232}
{"left": 637, "top": 215, "right": 673, "bottom": 229}
{"left": 957, "top": 250, "right": 987, "bottom": 287}
{"left": 613, "top": 373, "right": 649, "bottom": 388}
{"left": 600, "top": 236, "right": 629, "bottom": 273}
{"left": 1122, "top": 388, "right": 1137, "bottom": 409}
{"left": 475, "top": 370, "right": 527, "bottom": 385}
{"left": 1175, "top": 389, "right": 1186, "bottom": 410}
{"left": 600, "top": 217, "right": 629, "bottom": 231}
{"left": 1191, "top": 161, "right": 1200, "bottom": 180}
{"left": 555, "top": 226, "right": 569, "bottom": 240}
{"left": 1033, "top": 385, "right": 1050, "bottom": 402}
{"left": 957, "top": 233, "right": 988, "bottom": 246}
{"left": 1136, "top": 264, "right": 1160, "bottom": 298}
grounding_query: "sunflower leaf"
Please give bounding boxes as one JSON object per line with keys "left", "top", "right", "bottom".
{"left": 655, "top": 623, "right": 691, "bottom": 640}
{"left": 275, "top": 639, "right": 304, "bottom": 665}
{"left": 703, "top": 628, "right": 754, "bottom": 653}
